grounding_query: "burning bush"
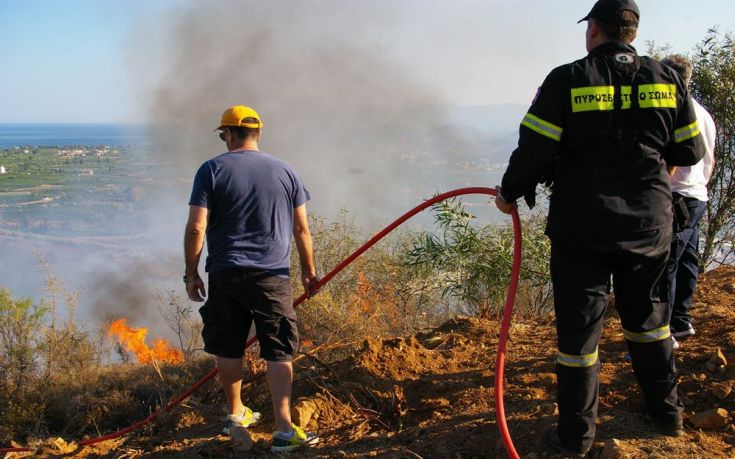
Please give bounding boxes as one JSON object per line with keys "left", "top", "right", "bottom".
{"left": 108, "top": 318, "right": 183, "bottom": 365}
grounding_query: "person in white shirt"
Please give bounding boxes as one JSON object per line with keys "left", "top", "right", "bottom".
{"left": 661, "top": 54, "right": 717, "bottom": 342}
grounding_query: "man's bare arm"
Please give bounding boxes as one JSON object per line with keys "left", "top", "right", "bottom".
{"left": 293, "top": 204, "right": 319, "bottom": 296}
{"left": 184, "top": 205, "right": 209, "bottom": 301}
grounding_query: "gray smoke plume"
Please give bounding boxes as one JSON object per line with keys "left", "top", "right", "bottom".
{"left": 6, "top": 1, "right": 464, "bottom": 340}
{"left": 3, "top": 1, "right": 526, "bottom": 347}
{"left": 137, "top": 0, "right": 448, "bottom": 226}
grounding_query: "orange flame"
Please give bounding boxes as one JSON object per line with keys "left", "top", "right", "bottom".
{"left": 108, "top": 318, "right": 184, "bottom": 364}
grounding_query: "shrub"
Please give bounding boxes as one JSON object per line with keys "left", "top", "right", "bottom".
{"left": 155, "top": 289, "right": 203, "bottom": 360}
{"left": 402, "top": 198, "right": 553, "bottom": 318}
{"left": 292, "top": 211, "right": 446, "bottom": 354}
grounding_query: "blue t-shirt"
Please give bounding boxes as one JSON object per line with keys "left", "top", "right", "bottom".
{"left": 188, "top": 150, "right": 310, "bottom": 274}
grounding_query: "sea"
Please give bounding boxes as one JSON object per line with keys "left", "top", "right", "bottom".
{"left": 0, "top": 123, "right": 151, "bottom": 147}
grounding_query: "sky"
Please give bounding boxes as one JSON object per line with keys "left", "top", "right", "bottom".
{"left": 0, "top": 0, "right": 732, "bottom": 124}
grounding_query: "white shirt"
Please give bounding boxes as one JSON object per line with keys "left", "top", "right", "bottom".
{"left": 670, "top": 99, "right": 717, "bottom": 201}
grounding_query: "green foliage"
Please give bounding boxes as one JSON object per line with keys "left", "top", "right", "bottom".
{"left": 689, "top": 29, "right": 735, "bottom": 268}
{"left": 0, "top": 289, "right": 47, "bottom": 394}
{"left": 403, "top": 198, "right": 552, "bottom": 318}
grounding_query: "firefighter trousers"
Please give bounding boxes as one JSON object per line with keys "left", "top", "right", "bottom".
{"left": 550, "top": 228, "right": 682, "bottom": 451}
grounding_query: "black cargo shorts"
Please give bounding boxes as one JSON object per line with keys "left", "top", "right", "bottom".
{"left": 198, "top": 268, "right": 299, "bottom": 361}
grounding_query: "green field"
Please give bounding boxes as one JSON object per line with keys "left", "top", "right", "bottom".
{"left": 0, "top": 146, "right": 163, "bottom": 237}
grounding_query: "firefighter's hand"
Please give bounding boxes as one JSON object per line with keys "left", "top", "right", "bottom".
{"left": 494, "top": 186, "right": 517, "bottom": 215}
{"left": 302, "top": 272, "right": 321, "bottom": 298}
{"left": 186, "top": 276, "right": 206, "bottom": 302}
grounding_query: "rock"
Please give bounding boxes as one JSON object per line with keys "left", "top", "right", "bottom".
{"left": 539, "top": 373, "right": 557, "bottom": 385}
{"left": 546, "top": 403, "right": 559, "bottom": 416}
{"left": 37, "top": 437, "right": 77, "bottom": 454}
{"left": 229, "top": 425, "right": 254, "bottom": 451}
{"left": 706, "top": 361, "right": 718, "bottom": 373}
{"left": 600, "top": 438, "right": 625, "bottom": 459}
{"left": 52, "top": 438, "right": 68, "bottom": 452}
{"left": 690, "top": 408, "right": 730, "bottom": 429}
{"left": 46, "top": 437, "right": 76, "bottom": 453}
{"left": 710, "top": 348, "right": 728, "bottom": 367}
{"left": 710, "top": 382, "right": 732, "bottom": 400}
{"left": 292, "top": 399, "right": 317, "bottom": 428}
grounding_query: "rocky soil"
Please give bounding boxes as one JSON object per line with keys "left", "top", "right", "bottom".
{"left": 6, "top": 266, "right": 735, "bottom": 458}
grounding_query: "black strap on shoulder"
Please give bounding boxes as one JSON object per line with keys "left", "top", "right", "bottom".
{"left": 607, "top": 52, "right": 641, "bottom": 145}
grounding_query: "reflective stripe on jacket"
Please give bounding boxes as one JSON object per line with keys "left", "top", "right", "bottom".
{"left": 501, "top": 41, "right": 705, "bottom": 239}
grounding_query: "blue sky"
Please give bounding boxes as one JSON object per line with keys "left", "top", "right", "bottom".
{"left": 0, "top": 2, "right": 126, "bottom": 123}
{"left": 0, "top": 0, "right": 732, "bottom": 123}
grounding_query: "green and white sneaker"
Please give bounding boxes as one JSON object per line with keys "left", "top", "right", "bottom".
{"left": 222, "top": 407, "right": 261, "bottom": 435}
{"left": 271, "top": 424, "right": 319, "bottom": 452}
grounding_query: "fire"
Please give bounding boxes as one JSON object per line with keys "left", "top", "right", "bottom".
{"left": 108, "top": 318, "right": 184, "bottom": 364}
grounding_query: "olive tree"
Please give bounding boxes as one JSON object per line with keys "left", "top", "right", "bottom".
{"left": 690, "top": 29, "right": 735, "bottom": 268}
{"left": 402, "top": 198, "right": 552, "bottom": 318}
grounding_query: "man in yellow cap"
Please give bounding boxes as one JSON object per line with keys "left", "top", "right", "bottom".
{"left": 183, "top": 105, "right": 320, "bottom": 452}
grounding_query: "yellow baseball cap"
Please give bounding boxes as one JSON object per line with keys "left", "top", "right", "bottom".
{"left": 215, "top": 105, "right": 263, "bottom": 131}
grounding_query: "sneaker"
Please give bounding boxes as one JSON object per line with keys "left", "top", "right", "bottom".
{"left": 222, "top": 407, "right": 261, "bottom": 436}
{"left": 547, "top": 428, "right": 590, "bottom": 458}
{"left": 671, "top": 325, "right": 696, "bottom": 340}
{"left": 271, "top": 424, "right": 319, "bottom": 453}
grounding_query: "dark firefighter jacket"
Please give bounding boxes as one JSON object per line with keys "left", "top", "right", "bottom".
{"left": 500, "top": 41, "right": 705, "bottom": 239}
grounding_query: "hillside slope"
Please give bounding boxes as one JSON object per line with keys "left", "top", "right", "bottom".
{"left": 8, "top": 266, "right": 735, "bottom": 458}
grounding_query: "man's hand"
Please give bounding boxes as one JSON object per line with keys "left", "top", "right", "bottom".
{"left": 494, "top": 186, "right": 517, "bottom": 215}
{"left": 186, "top": 276, "right": 206, "bottom": 302}
{"left": 301, "top": 272, "right": 321, "bottom": 297}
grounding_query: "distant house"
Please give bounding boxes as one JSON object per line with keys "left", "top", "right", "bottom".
{"left": 0, "top": 165, "right": 6, "bottom": 174}
{"left": 80, "top": 169, "right": 94, "bottom": 176}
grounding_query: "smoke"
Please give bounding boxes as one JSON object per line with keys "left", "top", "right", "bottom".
{"left": 137, "top": 0, "right": 448, "bottom": 226}
{"left": 79, "top": 0, "right": 467, "bottom": 336}
{"left": 3, "top": 1, "right": 474, "bottom": 340}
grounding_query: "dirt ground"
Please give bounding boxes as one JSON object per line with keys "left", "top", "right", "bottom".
{"left": 6, "top": 266, "right": 735, "bottom": 458}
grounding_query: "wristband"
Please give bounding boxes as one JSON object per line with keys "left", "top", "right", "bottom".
{"left": 183, "top": 273, "right": 199, "bottom": 283}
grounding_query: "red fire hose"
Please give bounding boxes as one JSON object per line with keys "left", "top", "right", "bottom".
{"left": 1, "top": 187, "right": 522, "bottom": 459}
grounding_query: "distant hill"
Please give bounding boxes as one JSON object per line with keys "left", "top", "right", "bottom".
{"left": 426, "top": 104, "right": 526, "bottom": 163}
{"left": 448, "top": 103, "right": 526, "bottom": 135}
{"left": 373, "top": 103, "right": 525, "bottom": 164}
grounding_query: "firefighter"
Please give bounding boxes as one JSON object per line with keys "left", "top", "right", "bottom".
{"left": 494, "top": 0, "right": 704, "bottom": 455}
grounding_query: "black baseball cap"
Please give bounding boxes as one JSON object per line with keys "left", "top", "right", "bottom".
{"left": 578, "top": 0, "right": 640, "bottom": 26}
